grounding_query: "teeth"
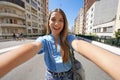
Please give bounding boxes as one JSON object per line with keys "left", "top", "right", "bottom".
{"left": 54, "top": 28, "right": 59, "bottom": 30}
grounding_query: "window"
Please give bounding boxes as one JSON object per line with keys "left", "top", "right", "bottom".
{"left": 26, "top": 5, "right": 30, "bottom": 11}
{"left": 28, "top": 29, "right": 31, "bottom": 33}
{"left": 5, "top": 18, "right": 9, "bottom": 23}
{"left": 38, "top": 1, "right": 40, "bottom": 5}
{"left": 10, "top": 19, "right": 12, "bottom": 23}
{"left": 26, "top": 0, "right": 29, "bottom": 3}
{"left": 0, "top": 8, "right": 2, "bottom": 12}
{"left": 32, "top": 29, "right": 38, "bottom": 33}
{"left": 27, "top": 22, "right": 31, "bottom": 26}
{"left": 38, "top": 7, "right": 40, "bottom": 11}
{"left": 27, "top": 13, "right": 31, "bottom": 19}
{"left": 4, "top": 8, "right": 7, "bottom": 12}
{"left": 32, "top": 22, "right": 38, "bottom": 27}
{"left": 107, "top": 26, "right": 113, "bottom": 32}
{"left": 4, "top": 8, "right": 11, "bottom": 13}
{"left": 31, "top": 0, "right": 37, "bottom": 8}
{"left": 13, "top": 10, "right": 16, "bottom": 14}
{"left": 14, "top": 19, "right": 17, "bottom": 24}
{"left": 91, "top": 14, "right": 93, "bottom": 17}
{"left": 90, "top": 20, "right": 92, "bottom": 23}
{"left": 91, "top": 8, "right": 93, "bottom": 11}
{"left": 103, "top": 27, "right": 107, "bottom": 32}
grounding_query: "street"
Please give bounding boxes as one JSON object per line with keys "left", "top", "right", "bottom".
{"left": 0, "top": 39, "right": 112, "bottom": 80}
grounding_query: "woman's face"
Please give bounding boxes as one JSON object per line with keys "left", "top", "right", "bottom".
{"left": 49, "top": 11, "right": 64, "bottom": 36}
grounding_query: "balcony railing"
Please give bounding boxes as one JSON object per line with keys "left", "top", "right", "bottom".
{"left": 1, "top": 23, "right": 26, "bottom": 28}
{"left": 31, "top": 0, "right": 37, "bottom": 9}
{"left": 0, "top": 13, "right": 25, "bottom": 20}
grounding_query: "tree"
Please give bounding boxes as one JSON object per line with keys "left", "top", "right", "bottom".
{"left": 115, "top": 31, "right": 120, "bottom": 46}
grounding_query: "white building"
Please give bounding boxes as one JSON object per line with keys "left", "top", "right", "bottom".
{"left": 74, "top": 8, "right": 84, "bottom": 35}
{"left": 85, "top": 0, "right": 119, "bottom": 37}
{"left": 85, "top": 3, "right": 95, "bottom": 35}
{"left": 78, "top": 8, "right": 84, "bottom": 34}
{"left": 114, "top": 0, "right": 120, "bottom": 33}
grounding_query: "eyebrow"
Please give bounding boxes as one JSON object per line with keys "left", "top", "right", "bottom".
{"left": 50, "top": 16, "right": 63, "bottom": 20}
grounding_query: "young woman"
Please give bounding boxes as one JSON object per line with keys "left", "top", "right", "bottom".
{"left": 36, "top": 8, "right": 78, "bottom": 80}
{"left": 0, "top": 8, "right": 120, "bottom": 80}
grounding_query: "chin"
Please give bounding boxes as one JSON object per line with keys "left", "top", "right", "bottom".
{"left": 52, "top": 33, "right": 60, "bottom": 36}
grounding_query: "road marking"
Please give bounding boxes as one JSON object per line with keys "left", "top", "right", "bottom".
{"left": 0, "top": 45, "right": 21, "bottom": 54}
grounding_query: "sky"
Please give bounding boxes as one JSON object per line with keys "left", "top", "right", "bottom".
{"left": 49, "top": 0, "right": 84, "bottom": 30}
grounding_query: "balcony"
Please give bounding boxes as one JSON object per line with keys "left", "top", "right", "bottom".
{"left": 31, "top": 0, "right": 37, "bottom": 9}
{"left": 0, "top": 23, "right": 26, "bottom": 28}
{"left": 0, "top": 13, "right": 25, "bottom": 20}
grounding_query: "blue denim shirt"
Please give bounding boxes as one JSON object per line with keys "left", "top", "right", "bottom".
{"left": 36, "top": 34, "right": 76, "bottom": 72}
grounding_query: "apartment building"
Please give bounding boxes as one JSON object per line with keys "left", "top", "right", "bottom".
{"left": 85, "top": 2, "right": 95, "bottom": 35}
{"left": 74, "top": 16, "right": 80, "bottom": 35}
{"left": 0, "top": 0, "right": 48, "bottom": 38}
{"left": 85, "top": 0, "right": 119, "bottom": 37}
{"left": 114, "top": 0, "right": 120, "bottom": 33}
{"left": 93, "top": 0, "right": 119, "bottom": 37}
{"left": 79, "top": 8, "right": 84, "bottom": 34}
{"left": 83, "top": 0, "right": 96, "bottom": 34}
{"left": 24, "top": 0, "right": 48, "bottom": 36}
{"left": 0, "top": 0, "right": 25, "bottom": 37}
{"left": 74, "top": 0, "right": 95, "bottom": 35}
{"left": 74, "top": 8, "right": 84, "bottom": 35}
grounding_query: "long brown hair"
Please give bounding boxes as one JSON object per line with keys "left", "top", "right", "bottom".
{"left": 46, "top": 8, "right": 70, "bottom": 63}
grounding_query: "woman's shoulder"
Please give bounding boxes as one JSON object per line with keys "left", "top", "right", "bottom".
{"left": 67, "top": 34, "right": 77, "bottom": 42}
{"left": 68, "top": 34, "right": 76, "bottom": 38}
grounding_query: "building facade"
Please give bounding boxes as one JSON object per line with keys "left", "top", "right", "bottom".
{"left": 75, "top": 0, "right": 120, "bottom": 38}
{"left": 74, "top": 17, "right": 80, "bottom": 35}
{"left": 92, "top": 0, "right": 119, "bottom": 37}
{"left": 114, "top": 0, "right": 120, "bottom": 33}
{"left": 79, "top": 8, "right": 84, "bottom": 34}
{"left": 85, "top": 3, "right": 95, "bottom": 35}
{"left": 0, "top": 0, "right": 48, "bottom": 38}
{"left": 0, "top": 0, "right": 26, "bottom": 37}
{"left": 83, "top": 0, "right": 96, "bottom": 34}
{"left": 74, "top": 8, "right": 84, "bottom": 35}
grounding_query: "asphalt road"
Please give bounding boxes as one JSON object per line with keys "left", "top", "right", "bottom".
{"left": 0, "top": 40, "right": 112, "bottom": 80}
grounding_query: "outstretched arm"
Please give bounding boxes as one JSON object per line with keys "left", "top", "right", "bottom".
{"left": 71, "top": 40, "right": 120, "bottom": 80}
{"left": 0, "top": 42, "right": 41, "bottom": 77}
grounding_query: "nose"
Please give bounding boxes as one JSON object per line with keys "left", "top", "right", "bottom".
{"left": 55, "top": 20, "right": 60, "bottom": 25}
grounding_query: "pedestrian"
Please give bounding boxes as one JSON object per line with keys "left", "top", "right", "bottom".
{"left": 15, "top": 33, "right": 20, "bottom": 40}
{"left": 19, "top": 32, "right": 24, "bottom": 40}
{"left": 0, "top": 8, "right": 120, "bottom": 80}
{"left": 12, "top": 32, "right": 16, "bottom": 40}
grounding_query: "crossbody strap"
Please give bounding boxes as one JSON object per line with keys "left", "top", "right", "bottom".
{"left": 70, "top": 49, "right": 76, "bottom": 71}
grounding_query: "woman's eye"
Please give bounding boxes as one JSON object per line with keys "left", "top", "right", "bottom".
{"left": 51, "top": 18, "right": 56, "bottom": 22}
{"left": 59, "top": 19, "right": 64, "bottom": 22}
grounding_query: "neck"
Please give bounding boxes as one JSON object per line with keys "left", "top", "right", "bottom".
{"left": 52, "top": 33, "right": 59, "bottom": 40}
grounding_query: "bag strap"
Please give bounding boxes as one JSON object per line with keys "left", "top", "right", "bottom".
{"left": 70, "top": 49, "right": 76, "bottom": 71}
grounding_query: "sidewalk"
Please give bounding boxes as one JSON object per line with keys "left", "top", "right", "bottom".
{"left": 92, "top": 41, "right": 120, "bottom": 55}
{"left": 77, "top": 37, "right": 120, "bottom": 55}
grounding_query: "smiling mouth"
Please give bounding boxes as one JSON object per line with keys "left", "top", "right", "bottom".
{"left": 53, "top": 27, "right": 60, "bottom": 30}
